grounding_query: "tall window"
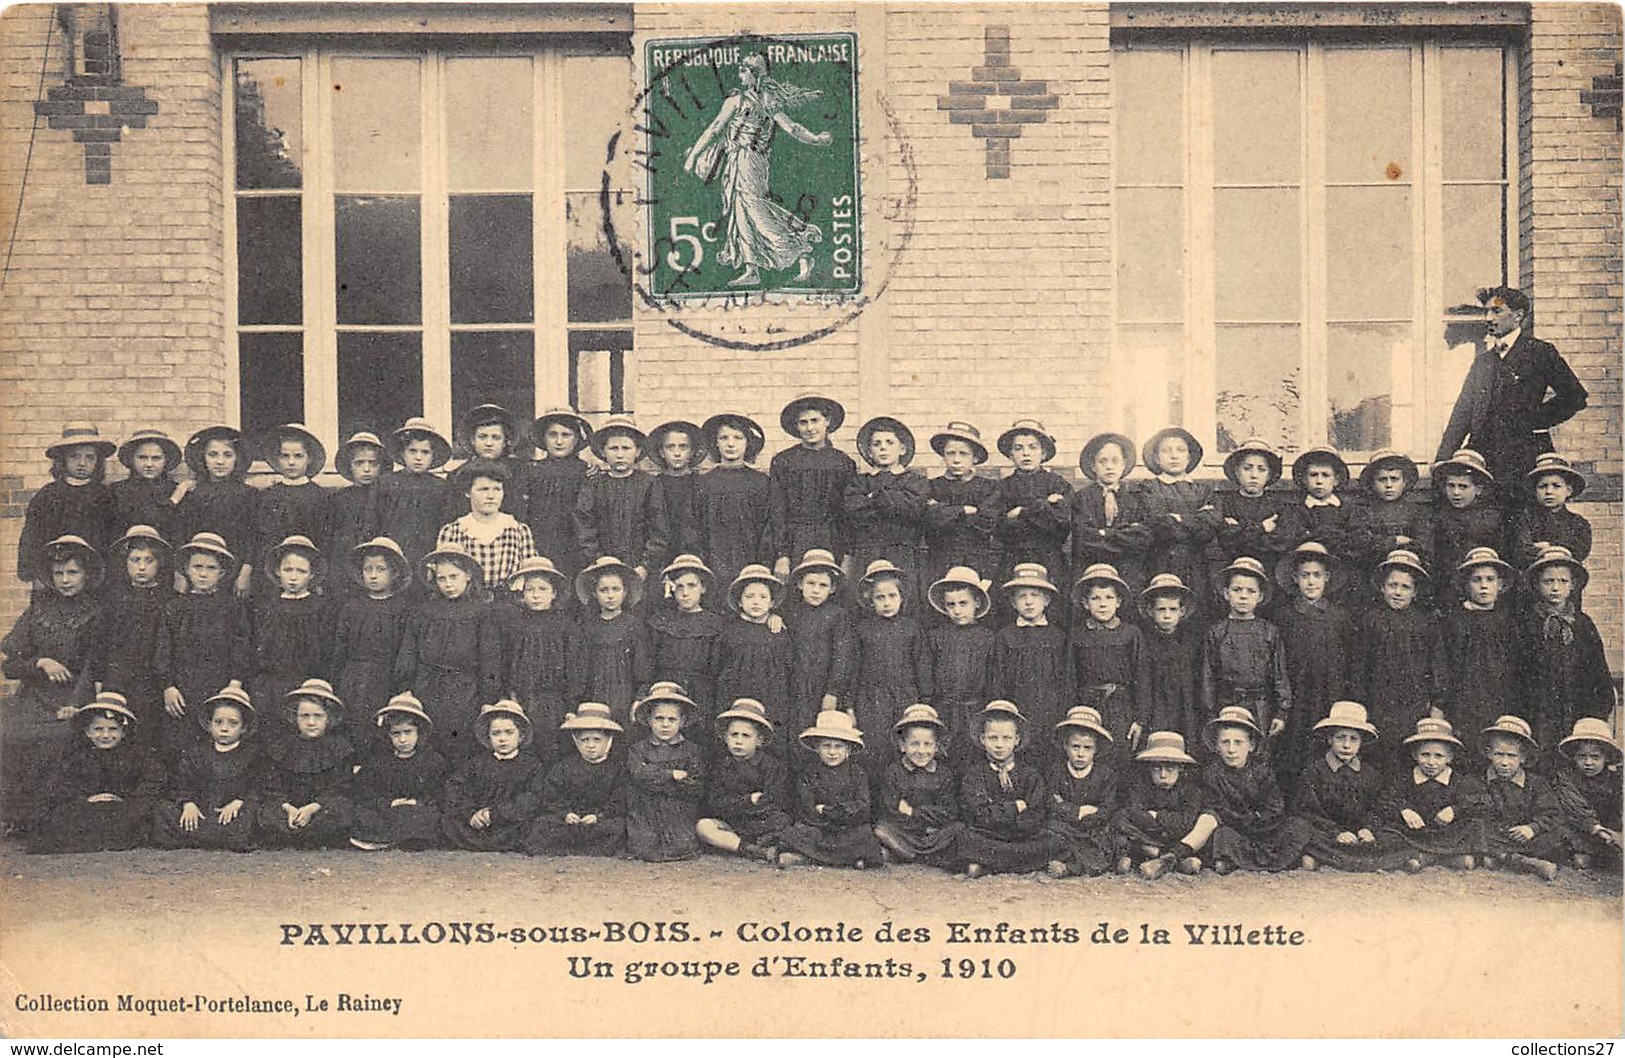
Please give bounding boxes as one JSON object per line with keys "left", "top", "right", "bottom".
{"left": 229, "top": 44, "right": 635, "bottom": 452}
{"left": 1112, "top": 38, "right": 1516, "bottom": 461}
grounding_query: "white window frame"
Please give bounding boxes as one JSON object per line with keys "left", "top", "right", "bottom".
{"left": 1112, "top": 37, "right": 1519, "bottom": 464}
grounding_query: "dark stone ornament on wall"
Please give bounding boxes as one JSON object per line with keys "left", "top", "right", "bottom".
{"left": 33, "top": 5, "right": 157, "bottom": 185}
{"left": 935, "top": 26, "right": 1059, "bottom": 180}
{"left": 1580, "top": 61, "right": 1621, "bottom": 129}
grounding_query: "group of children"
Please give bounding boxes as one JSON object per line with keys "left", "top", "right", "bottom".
{"left": 3, "top": 401, "right": 1619, "bottom": 882}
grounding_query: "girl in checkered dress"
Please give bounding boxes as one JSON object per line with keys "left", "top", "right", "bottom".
{"left": 435, "top": 463, "right": 538, "bottom": 594}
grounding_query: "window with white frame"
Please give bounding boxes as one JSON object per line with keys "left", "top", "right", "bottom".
{"left": 1111, "top": 36, "right": 1516, "bottom": 461}
{"left": 229, "top": 43, "right": 636, "bottom": 452}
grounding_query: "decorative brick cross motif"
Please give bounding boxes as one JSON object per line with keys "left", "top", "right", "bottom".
{"left": 33, "top": 7, "right": 156, "bottom": 185}
{"left": 1580, "top": 62, "right": 1622, "bottom": 129}
{"left": 936, "top": 26, "right": 1059, "bottom": 179}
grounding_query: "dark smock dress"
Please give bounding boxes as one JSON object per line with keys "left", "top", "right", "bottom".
{"left": 990, "top": 468, "right": 1072, "bottom": 595}
{"left": 843, "top": 469, "right": 930, "bottom": 612}
{"left": 177, "top": 477, "right": 257, "bottom": 576}
{"left": 1276, "top": 498, "right": 1357, "bottom": 578}
{"left": 1276, "top": 598, "right": 1356, "bottom": 786}
{"left": 957, "top": 756, "right": 1052, "bottom": 873}
{"left": 1556, "top": 763, "right": 1623, "bottom": 867}
{"left": 30, "top": 740, "right": 163, "bottom": 853}
{"left": 1213, "top": 490, "right": 1289, "bottom": 565}
{"left": 17, "top": 479, "right": 116, "bottom": 584}
{"left": 1114, "top": 771, "right": 1209, "bottom": 863}
{"left": 1200, "top": 616, "right": 1292, "bottom": 739}
{"left": 441, "top": 750, "right": 541, "bottom": 851}
{"left": 151, "top": 740, "right": 264, "bottom": 851}
{"left": 873, "top": 759, "right": 962, "bottom": 867}
{"left": 1070, "top": 620, "right": 1150, "bottom": 748}
{"left": 523, "top": 456, "right": 590, "bottom": 587}
{"left": 570, "top": 612, "right": 652, "bottom": 728}
{"left": 1351, "top": 495, "right": 1433, "bottom": 573}
{"left": 1203, "top": 758, "right": 1312, "bottom": 871}
{"left": 1518, "top": 604, "right": 1615, "bottom": 758}
{"left": 525, "top": 752, "right": 627, "bottom": 856}
{"left": 1511, "top": 506, "right": 1591, "bottom": 567}
{"left": 351, "top": 747, "right": 449, "bottom": 849}
{"left": 1044, "top": 758, "right": 1120, "bottom": 876}
{"left": 927, "top": 622, "right": 995, "bottom": 765}
{"left": 252, "top": 480, "right": 328, "bottom": 593}
{"left": 695, "top": 464, "right": 773, "bottom": 590}
{"left": 1143, "top": 625, "right": 1202, "bottom": 744}
{"left": 1357, "top": 606, "right": 1448, "bottom": 764}
{"left": 786, "top": 602, "right": 855, "bottom": 729}
{"left": 1377, "top": 766, "right": 1488, "bottom": 859}
{"left": 378, "top": 471, "right": 453, "bottom": 573}
{"left": 1289, "top": 754, "right": 1409, "bottom": 871}
{"left": 648, "top": 608, "right": 723, "bottom": 723}
{"left": 329, "top": 592, "right": 414, "bottom": 742}
{"left": 1431, "top": 502, "right": 1504, "bottom": 605}
{"left": 154, "top": 590, "right": 251, "bottom": 763}
{"left": 398, "top": 593, "right": 492, "bottom": 755}
{"left": 625, "top": 736, "right": 706, "bottom": 861}
{"left": 573, "top": 471, "right": 668, "bottom": 572}
{"left": 90, "top": 583, "right": 168, "bottom": 731}
{"left": 324, "top": 482, "right": 381, "bottom": 599}
{"left": 2, "top": 591, "right": 101, "bottom": 822}
{"left": 110, "top": 475, "right": 182, "bottom": 543}
{"left": 654, "top": 471, "right": 701, "bottom": 574}
{"left": 246, "top": 592, "right": 331, "bottom": 745}
{"left": 1441, "top": 605, "right": 1522, "bottom": 756}
{"left": 1139, "top": 478, "right": 1219, "bottom": 614}
{"left": 769, "top": 444, "right": 857, "bottom": 565}
{"left": 488, "top": 605, "right": 576, "bottom": 763}
{"left": 702, "top": 750, "right": 791, "bottom": 846}
{"left": 1482, "top": 769, "right": 1567, "bottom": 861}
{"left": 714, "top": 618, "right": 793, "bottom": 729}
{"left": 780, "top": 757, "right": 883, "bottom": 866}
{"left": 850, "top": 615, "right": 932, "bottom": 761}
{"left": 256, "top": 733, "right": 356, "bottom": 847}
{"left": 1072, "top": 481, "right": 1153, "bottom": 594}
{"left": 924, "top": 474, "right": 999, "bottom": 587}
{"left": 991, "top": 623, "right": 1071, "bottom": 736}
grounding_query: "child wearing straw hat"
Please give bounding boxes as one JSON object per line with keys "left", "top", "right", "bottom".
{"left": 1069, "top": 563, "right": 1149, "bottom": 752}
{"left": 1273, "top": 542, "right": 1357, "bottom": 789}
{"left": 1430, "top": 448, "right": 1504, "bottom": 607}
{"left": 714, "top": 564, "right": 793, "bottom": 731}
{"left": 324, "top": 430, "right": 388, "bottom": 599}
{"left": 1480, "top": 715, "right": 1565, "bottom": 881}
{"left": 1377, "top": 716, "right": 1488, "bottom": 872}
{"left": 567, "top": 556, "right": 653, "bottom": 729}
{"left": 872, "top": 704, "right": 963, "bottom": 868}
{"left": 647, "top": 420, "right": 706, "bottom": 575}
{"left": 92, "top": 525, "right": 172, "bottom": 741}
{"left": 1071, "top": 432, "right": 1153, "bottom": 596}
{"left": 778, "top": 710, "right": 884, "bottom": 868}
{"left": 1199, "top": 557, "right": 1291, "bottom": 752}
{"left": 575, "top": 415, "right": 670, "bottom": 581}
{"left": 695, "top": 413, "right": 774, "bottom": 591}
{"left": 151, "top": 682, "right": 262, "bottom": 851}
{"left": 925, "top": 566, "right": 996, "bottom": 766}
{"left": 1289, "top": 702, "right": 1409, "bottom": 873}
{"left": 956, "top": 701, "right": 1053, "bottom": 878}
{"left": 1137, "top": 426, "right": 1218, "bottom": 618}
{"left": 400, "top": 543, "right": 495, "bottom": 753}
{"left": 1276, "top": 447, "right": 1357, "bottom": 583}
{"left": 991, "top": 563, "right": 1072, "bottom": 736}
{"left": 989, "top": 420, "right": 1072, "bottom": 613}
{"left": 492, "top": 556, "right": 578, "bottom": 759}
{"left": 1441, "top": 547, "right": 1523, "bottom": 750}
{"left": 442, "top": 700, "right": 542, "bottom": 851}
{"left": 379, "top": 417, "right": 454, "bottom": 574}
{"left": 156, "top": 533, "right": 250, "bottom": 766}
{"left": 844, "top": 416, "right": 930, "bottom": 613}
{"left": 257, "top": 678, "right": 356, "bottom": 848}
{"left": 252, "top": 423, "right": 331, "bottom": 597}
{"left": 1355, "top": 550, "right": 1447, "bottom": 763}
{"left": 769, "top": 394, "right": 857, "bottom": 580}
{"left": 1350, "top": 449, "right": 1432, "bottom": 581}
{"left": 1202, "top": 706, "right": 1313, "bottom": 873}
{"left": 111, "top": 428, "right": 185, "bottom": 544}
{"left": 1044, "top": 706, "right": 1121, "bottom": 878}
{"left": 1554, "top": 718, "right": 1622, "bottom": 871}
{"left": 350, "top": 693, "right": 448, "bottom": 851}
{"left": 1511, "top": 452, "right": 1591, "bottom": 569}
{"left": 1139, "top": 574, "right": 1202, "bottom": 745}
{"left": 923, "top": 422, "right": 999, "bottom": 589}
{"left": 446, "top": 403, "right": 528, "bottom": 520}
{"left": 1517, "top": 546, "right": 1615, "bottom": 756}
{"left": 648, "top": 555, "right": 725, "bottom": 730}
{"left": 174, "top": 426, "right": 257, "bottom": 596}
{"left": 523, "top": 408, "right": 594, "bottom": 589}
{"left": 17, "top": 424, "right": 117, "bottom": 590}
{"left": 29, "top": 693, "right": 162, "bottom": 853}
{"left": 625, "top": 683, "right": 707, "bottom": 862}
{"left": 1114, "top": 731, "right": 1216, "bottom": 878}
{"left": 329, "top": 538, "right": 414, "bottom": 739}
{"left": 851, "top": 560, "right": 932, "bottom": 770}
{"left": 783, "top": 550, "right": 856, "bottom": 739}
{"left": 247, "top": 535, "right": 331, "bottom": 747}
{"left": 524, "top": 703, "right": 628, "bottom": 858}
{"left": 697, "top": 698, "right": 790, "bottom": 862}
{"left": 1214, "top": 437, "right": 1287, "bottom": 577}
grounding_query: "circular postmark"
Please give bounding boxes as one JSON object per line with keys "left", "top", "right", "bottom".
{"left": 597, "top": 32, "right": 917, "bottom": 352}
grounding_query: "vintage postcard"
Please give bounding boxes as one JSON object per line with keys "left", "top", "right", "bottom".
{"left": 0, "top": 0, "right": 1621, "bottom": 1040}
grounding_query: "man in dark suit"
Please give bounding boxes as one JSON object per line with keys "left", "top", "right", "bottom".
{"left": 1436, "top": 286, "right": 1589, "bottom": 495}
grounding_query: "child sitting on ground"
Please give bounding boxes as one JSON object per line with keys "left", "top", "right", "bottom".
{"left": 349, "top": 694, "right": 447, "bottom": 852}
{"left": 956, "top": 701, "right": 1052, "bottom": 878}
{"left": 696, "top": 698, "right": 790, "bottom": 863}
{"left": 441, "top": 700, "right": 541, "bottom": 852}
{"left": 257, "top": 678, "right": 355, "bottom": 848}
{"left": 1290, "top": 702, "right": 1407, "bottom": 872}
{"left": 1043, "top": 706, "right": 1120, "bottom": 879}
{"left": 873, "top": 704, "right": 963, "bottom": 869}
{"left": 30, "top": 693, "right": 162, "bottom": 854}
{"left": 1554, "top": 718, "right": 1622, "bottom": 872}
{"left": 1379, "top": 717, "right": 1486, "bottom": 873}
{"left": 1113, "top": 730, "right": 1216, "bottom": 878}
{"left": 150, "top": 682, "right": 262, "bottom": 852}
{"left": 778, "top": 710, "right": 884, "bottom": 869}
{"left": 1480, "top": 715, "right": 1565, "bottom": 882}
{"left": 1202, "top": 706, "right": 1313, "bottom": 873}
{"left": 524, "top": 703, "right": 628, "bottom": 858}
{"left": 625, "top": 683, "right": 707, "bottom": 862}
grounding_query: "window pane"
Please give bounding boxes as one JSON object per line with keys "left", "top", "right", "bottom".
{"left": 453, "top": 332, "right": 536, "bottom": 433}
{"left": 447, "top": 57, "right": 533, "bottom": 191}
{"left": 1213, "top": 50, "right": 1299, "bottom": 183}
{"left": 1215, "top": 324, "right": 1301, "bottom": 453}
{"left": 1324, "top": 49, "right": 1411, "bottom": 183}
{"left": 235, "top": 58, "right": 302, "bottom": 189}
{"left": 239, "top": 332, "right": 304, "bottom": 439}
{"left": 567, "top": 190, "right": 633, "bottom": 323}
{"left": 236, "top": 197, "right": 302, "bottom": 325}
{"left": 565, "top": 54, "right": 635, "bottom": 190}
{"left": 1215, "top": 188, "right": 1300, "bottom": 319}
{"left": 1112, "top": 324, "right": 1186, "bottom": 443}
{"left": 450, "top": 195, "right": 534, "bottom": 324}
{"left": 570, "top": 329, "right": 633, "bottom": 415}
{"left": 1115, "top": 49, "right": 1183, "bottom": 186}
{"left": 1327, "top": 322, "right": 1409, "bottom": 451}
{"left": 1442, "top": 184, "right": 1504, "bottom": 309}
{"left": 1441, "top": 48, "right": 1504, "bottom": 181}
{"left": 335, "top": 195, "right": 422, "bottom": 325}
{"left": 1116, "top": 187, "right": 1183, "bottom": 321}
{"left": 338, "top": 331, "right": 423, "bottom": 437}
{"left": 331, "top": 57, "right": 421, "bottom": 192}
{"left": 1326, "top": 186, "right": 1412, "bottom": 320}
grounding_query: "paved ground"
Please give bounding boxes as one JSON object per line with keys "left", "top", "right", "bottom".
{"left": 2, "top": 840, "right": 1620, "bottom": 1038}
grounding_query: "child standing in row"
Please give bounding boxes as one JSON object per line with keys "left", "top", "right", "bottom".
{"left": 575, "top": 417, "right": 668, "bottom": 582}
{"left": 247, "top": 534, "right": 330, "bottom": 743}
{"left": 524, "top": 408, "right": 594, "bottom": 590}
{"left": 1069, "top": 563, "right": 1148, "bottom": 750}
{"left": 176, "top": 426, "right": 257, "bottom": 596}
{"left": 1442, "top": 548, "right": 1523, "bottom": 743}
{"left": 111, "top": 429, "right": 185, "bottom": 544}
{"left": 1200, "top": 557, "right": 1290, "bottom": 753}
{"left": 1139, "top": 426, "right": 1217, "bottom": 612}
{"left": 844, "top": 416, "right": 930, "bottom": 613}
{"left": 1214, "top": 437, "right": 1286, "bottom": 571}
{"left": 447, "top": 404, "right": 527, "bottom": 519}
{"left": 155, "top": 533, "right": 250, "bottom": 764}
{"left": 18, "top": 425, "right": 117, "bottom": 590}
{"left": 695, "top": 413, "right": 773, "bottom": 590}
{"left": 378, "top": 418, "right": 453, "bottom": 573}
{"left": 1512, "top": 453, "right": 1592, "bottom": 568}
{"left": 1352, "top": 449, "right": 1431, "bottom": 573}
{"left": 1518, "top": 546, "right": 1614, "bottom": 755}
{"left": 571, "top": 556, "right": 651, "bottom": 728}
{"left": 714, "top": 564, "right": 791, "bottom": 729}
{"left": 1358, "top": 550, "right": 1447, "bottom": 760}
{"left": 770, "top": 395, "right": 856, "bottom": 580}
{"left": 991, "top": 564, "right": 1071, "bottom": 734}
{"left": 648, "top": 555, "right": 724, "bottom": 726}
{"left": 328, "top": 538, "right": 414, "bottom": 730}
{"left": 925, "top": 566, "right": 996, "bottom": 763}
{"left": 252, "top": 423, "right": 329, "bottom": 596}
{"left": 1071, "top": 432, "right": 1152, "bottom": 595}
{"left": 399, "top": 544, "right": 490, "bottom": 752}
{"left": 1138, "top": 574, "right": 1201, "bottom": 743}
{"left": 991, "top": 421, "right": 1072, "bottom": 607}
{"left": 92, "top": 526, "right": 171, "bottom": 739}
{"left": 851, "top": 560, "right": 931, "bottom": 763}
{"left": 647, "top": 421, "right": 704, "bottom": 574}
{"left": 1431, "top": 449, "right": 1503, "bottom": 605}
{"left": 1273, "top": 543, "right": 1355, "bottom": 786}
{"left": 491, "top": 556, "right": 577, "bottom": 759}
{"left": 923, "top": 423, "right": 999, "bottom": 589}
{"left": 784, "top": 550, "right": 853, "bottom": 729}
{"left": 326, "top": 431, "right": 386, "bottom": 595}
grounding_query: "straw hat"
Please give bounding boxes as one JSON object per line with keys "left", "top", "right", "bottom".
{"left": 508, "top": 554, "right": 569, "bottom": 595}
{"left": 700, "top": 413, "right": 766, "bottom": 463}
{"left": 561, "top": 702, "right": 624, "bottom": 734}
{"left": 589, "top": 415, "right": 648, "bottom": 461}
{"left": 260, "top": 422, "right": 327, "bottom": 477}
{"left": 390, "top": 417, "right": 452, "bottom": 470}
{"left": 858, "top": 558, "right": 907, "bottom": 591}
{"left": 266, "top": 534, "right": 326, "bottom": 587}
{"left": 975, "top": 699, "right": 1028, "bottom": 735}
{"left": 856, "top": 415, "right": 916, "bottom": 467}
{"left": 1079, "top": 432, "right": 1137, "bottom": 481}
{"left": 1312, "top": 701, "right": 1378, "bottom": 739}
{"left": 1001, "top": 562, "right": 1058, "bottom": 597}
{"left": 1137, "top": 572, "right": 1194, "bottom": 619}
{"left": 456, "top": 404, "right": 519, "bottom": 456}
{"left": 789, "top": 549, "right": 843, "bottom": 585}
{"left": 531, "top": 408, "right": 593, "bottom": 453}
{"left": 929, "top": 422, "right": 989, "bottom": 465}
{"left": 997, "top": 419, "right": 1057, "bottom": 463}
{"left": 1481, "top": 714, "right": 1540, "bottom": 755}
{"left": 111, "top": 524, "right": 170, "bottom": 560}
{"left": 1525, "top": 545, "right": 1588, "bottom": 593}
{"left": 1275, "top": 541, "right": 1339, "bottom": 594}
{"left": 476, "top": 700, "right": 533, "bottom": 747}
{"left": 779, "top": 393, "right": 846, "bottom": 437}
{"left": 927, "top": 566, "right": 992, "bottom": 619}
{"left": 647, "top": 420, "right": 706, "bottom": 468}
{"left": 716, "top": 697, "right": 775, "bottom": 735}
{"left": 1141, "top": 426, "right": 1202, "bottom": 476}
{"left": 350, "top": 537, "right": 410, "bottom": 588}
{"left": 1359, "top": 449, "right": 1419, "bottom": 491}
{"left": 1222, "top": 437, "right": 1282, "bottom": 487}
{"left": 374, "top": 692, "right": 433, "bottom": 731}
{"left": 1375, "top": 549, "right": 1430, "bottom": 590}
{"left": 1135, "top": 730, "right": 1196, "bottom": 765}
{"left": 73, "top": 691, "right": 138, "bottom": 732}
{"left": 1558, "top": 717, "right": 1621, "bottom": 761}
{"left": 1453, "top": 547, "right": 1513, "bottom": 594}
{"left": 1218, "top": 555, "right": 1272, "bottom": 604}
{"left": 1431, "top": 448, "right": 1494, "bottom": 485}
{"left": 176, "top": 531, "right": 238, "bottom": 573}
{"left": 335, "top": 430, "right": 387, "bottom": 481}
{"left": 1291, "top": 446, "right": 1350, "bottom": 490}
{"left": 47, "top": 422, "right": 116, "bottom": 462}
{"left": 659, "top": 553, "right": 717, "bottom": 598}
{"left": 117, "top": 428, "right": 182, "bottom": 475}
{"left": 183, "top": 425, "right": 248, "bottom": 479}
{"left": 1402, "top": 716, "right": 1462, "bottom": 749}
{"left": 632, "top": 681, "right": 696, "bottom": 725}
{"left": 798, "top": 709, "right": 864, "bottom": 748}
{"left": 575, "top": 555, "right": 645, "bottom": 609}
{"left": 200, "top": 681, "right": 256, "bottom": 733}
{"left": 284, "top": 677, "right": 345, "bottom": 726}
{"left": 42, "top": 534, "right": 104, "bottom": 587}
{"left": 727, "top": 563, "right": 784, "bottom": 611}
{"left": 1055, "top": 705, "right": 1113, "bottom": 743}
{"left": 1203, "top": 705, "right": 1263, "bottom": 751}
{"left": 1071, "top": 563, "right": 1131, "bottom": 607}
{"left": 422, "top": 542, "right": 485, "bottom": 590}
{"left": 1524, "top": 452, "right": 1586, "bottom": 498}
{"left": 892, "top": 703, "right": 946, "bottom": 736}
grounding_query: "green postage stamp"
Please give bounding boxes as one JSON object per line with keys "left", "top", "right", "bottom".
{"left": 642, "top": 34, "right": 862, "bottom": 300}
